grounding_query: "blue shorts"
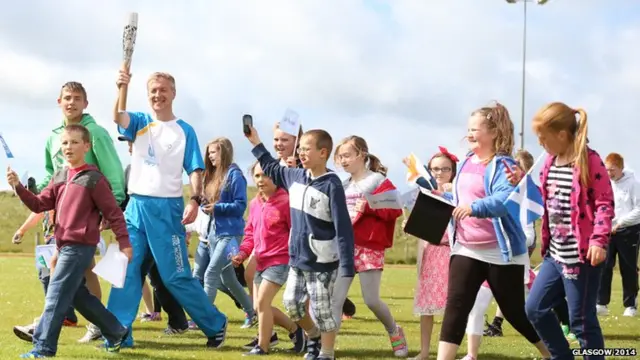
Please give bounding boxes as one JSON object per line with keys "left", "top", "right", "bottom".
{"left": 254, "top": 264, "right": 290, "bottom": 286}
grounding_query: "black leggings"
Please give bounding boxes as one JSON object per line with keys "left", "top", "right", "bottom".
{"left": 440, "top": 255, "right": 540, "bottom": 345}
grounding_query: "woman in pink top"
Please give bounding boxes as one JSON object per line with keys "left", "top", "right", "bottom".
{"left": 232, "top": 161, "right": 306, "bottom": 356}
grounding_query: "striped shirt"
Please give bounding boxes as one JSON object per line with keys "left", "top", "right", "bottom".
{"left": 545, "top": 163, "right": 579, "bottom": 264}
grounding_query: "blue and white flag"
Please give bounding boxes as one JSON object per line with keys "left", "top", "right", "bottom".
{"left": 0, "top": 133, "right": 14, "bottom": 159}
{"left": 504, "top": 153, "right": 546, "bottom": 228}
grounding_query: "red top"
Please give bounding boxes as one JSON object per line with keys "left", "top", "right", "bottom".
{"left": 15, "top": 164, "right": 130, "bottom": 250}
{"left": 351, "top": 178, "right": 403, "bottom": 251}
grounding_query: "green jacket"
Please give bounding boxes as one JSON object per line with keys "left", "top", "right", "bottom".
{"left": 37, "top": 114, "right": 126, "bottom": 205}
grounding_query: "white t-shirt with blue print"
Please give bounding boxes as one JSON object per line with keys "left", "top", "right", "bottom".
{"left": 118, "top": 112, "right": 204, "bottom": 198}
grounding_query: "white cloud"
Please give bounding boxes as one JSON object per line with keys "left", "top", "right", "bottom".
{"left": 0, "top": 0, "right": 638, "bottom": 192}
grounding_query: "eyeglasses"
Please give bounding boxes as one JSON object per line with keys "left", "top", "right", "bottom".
{"left": 430, "top": 167, "right": 452, "bottom": 173}
{"left": 296, "top": 147, "right": 312, "bottom": 154}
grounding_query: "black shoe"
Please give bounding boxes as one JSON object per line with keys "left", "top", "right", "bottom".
{"left": 206, "top": 318, "right": 228, "bottom": 349}
{"left": 288, "top": 326, "right": 307, "bottom": 353}
{"left": 483, "top": 323, "right": 503, "bottom": 337}
{"left": 243, "top": 332, "right": 279, "bottom": 350}
{"left": 243, "top": 345, "right": 268, "bottom": 356}
{"left": 304, "top": 336, "right": 321, "bottom": 360}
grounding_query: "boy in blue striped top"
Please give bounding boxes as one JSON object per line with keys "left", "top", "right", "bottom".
{"left": 245, "top": 126, "right": 355, "bottom": 360}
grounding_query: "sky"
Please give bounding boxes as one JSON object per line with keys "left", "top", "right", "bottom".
{"left": 0, "top": 0, "right": 639, "bottom": 192}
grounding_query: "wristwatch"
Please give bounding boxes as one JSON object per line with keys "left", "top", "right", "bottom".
{"left": 190, "top": 195, "right": 202, "bottom": 205}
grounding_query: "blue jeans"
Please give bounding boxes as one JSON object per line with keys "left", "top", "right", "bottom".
{"left": 39, "top": 272, "right": 78, "bottom": 323}
{"left": 203, "top": 236, "right": 254, "bottom": 317}
{"left": 33, "top": 245, "right": 126, "bottom": 356}
{"left": 526, "top": 255, "right": 605, "bottom": 360}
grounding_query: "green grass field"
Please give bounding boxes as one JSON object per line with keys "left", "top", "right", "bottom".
{"left": 0, "top": 256, "right": 638, "bottom": 359}
{"left": 1, "top": 189, "right": 638, "bottom": 359}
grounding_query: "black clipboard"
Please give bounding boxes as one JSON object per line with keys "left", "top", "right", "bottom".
{"left": 403, "top": 189, "right": 455, "bottom": 245}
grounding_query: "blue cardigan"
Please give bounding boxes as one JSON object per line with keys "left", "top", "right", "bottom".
{"left": 443, "top": 154, "right": 527, "bottom": 262}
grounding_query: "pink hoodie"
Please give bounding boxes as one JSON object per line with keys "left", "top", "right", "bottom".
{"left": 239, "top": 188, "right": 291, "bottom": 271}
{"left": 539, "top": 147, "right": 614, "bottom": 263}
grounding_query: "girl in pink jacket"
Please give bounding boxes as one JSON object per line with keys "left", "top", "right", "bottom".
{"left": 512, "top": 102, "right": 614, "bottom": 360}
{"left": 232, "top": 161, "right": 306, "bottom": 356}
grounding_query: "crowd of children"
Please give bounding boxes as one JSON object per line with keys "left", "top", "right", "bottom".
{"left": 5, "top": 72, "right": 638, "bottom": 360}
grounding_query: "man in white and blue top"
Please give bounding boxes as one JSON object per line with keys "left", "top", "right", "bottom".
{"left": 106, "top": 71, "right": 227, "bottom": 349}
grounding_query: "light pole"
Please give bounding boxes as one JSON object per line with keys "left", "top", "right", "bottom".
{"left": 506, "top": 0, "right": 549, "bottom": 149}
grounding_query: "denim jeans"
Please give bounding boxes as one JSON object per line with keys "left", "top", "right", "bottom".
{"left": 33, "top": 244, "right": 127, "bottom": 356}
{"left": 39, "top": 272, "right": 78, "bottom": 323}
{"left": 203, "top": 236, "right": 255, "bottom": 317}
{"left": 526, "top": 255, "right": 605, "bottom": 360}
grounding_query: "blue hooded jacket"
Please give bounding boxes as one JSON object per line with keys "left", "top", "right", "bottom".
{"left": 252, "top": 143, "right": 355, "bottom": 276}
{"left": 211, "top": 163, "right": 247, "bottom": 237}
{"left": 443, "top": 154, "right": 527, "bottom": 262}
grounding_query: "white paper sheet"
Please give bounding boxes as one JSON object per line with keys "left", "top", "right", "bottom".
{"left": 92, "top": 244, "right": 128, "bottom": 288}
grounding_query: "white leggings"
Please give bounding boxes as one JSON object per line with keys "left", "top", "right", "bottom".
{"left": 466, "top": 285, "right": 530, "bottom": 335}
{"left": 331, "top": 270, "right": 396, "bottom": 332}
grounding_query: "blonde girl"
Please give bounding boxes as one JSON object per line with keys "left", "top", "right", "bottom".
{"left": 519, "top": 102, "right": 613, "bottom": 360}
{"left": 436, "top": 103, "right": 550, "bottom": 360}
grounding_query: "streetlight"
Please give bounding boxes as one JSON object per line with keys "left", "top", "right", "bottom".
{"left": 506, "top": 0, "right": 549, "bottom": 149}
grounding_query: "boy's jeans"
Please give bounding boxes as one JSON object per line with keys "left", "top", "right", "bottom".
{"left": 39, "top": 271, "right": 78, "bottom": 323}
{"left": 203, "top": 236, "right": 254, "bottom": 317}
{"left": 33, "top": 244, "right": 127, "bottom": 356}
{"left": 38, "top": 237, "right": 78, "bottom": 323}
{"left": 526, "top": 255, "right": 605, "bottom": 360}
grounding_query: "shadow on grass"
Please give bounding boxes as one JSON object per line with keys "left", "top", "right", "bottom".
{"left": 134, "top": 339, "right": 246, "bottom": 352}
{"left": 605, "top": 333, "right": 640, "bottom": 341}
{"left": 347, "top": 317, "right": 420, "bottom": 325}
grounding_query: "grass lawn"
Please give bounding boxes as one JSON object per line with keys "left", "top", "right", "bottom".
{"left": 0, "top": 256, "right": 638, "bottom": 359}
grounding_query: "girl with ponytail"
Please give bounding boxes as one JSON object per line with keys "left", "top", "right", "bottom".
{"left": 508, "top": 102, "right": 614, "bottom": 359}
{"left": 331, "top": 135, "right": 408, "bottom": 358}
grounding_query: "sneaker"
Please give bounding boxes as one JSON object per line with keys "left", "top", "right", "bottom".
{"left": 596, "top": 304, "right": 609, "bottom": 316}
{"left": 13, "top": 323, "right": 35, "bottom": 343}
{"left": 78, "top": 323, "right": 102, "bottom": 343}
{"left": 289, "top": 326, "right": 307, "bottom": 353}
{"left": 19, "top": 350, "right": 48, "bottom": 358}
{"left": 140, "top": 312, "right": 162, "bottom": 322}
{"left": 459, "top": 356, "right": 476, "bottom": 360}
{"left": 241, "top": 313, "right": 258, "bottom": 329}
{"left": 164, "top": 325, "right": 188, "bottom": 335}
{"left": 206, "top": 318, "right": 228, "bottom": 349}
{"left": 317, "top": 356, "right": 335, "bottom": 360}
{"left": 483, "top": 323, "right": 503, "bottom": 337}
{"left": 304, "top": 336, "right": 321, "bottom": 360}
{"left": 62, "top": 319, "right": 78, "bottom": 327}
{"left": 103, "top": 327, "right": 131, "bottom": 353}
{"left": 243, "top": 345, "right": 268, "bottom": 356}
{"left": 389, "top": 325, "right": 409, "bottom": 357}
{"left": 623, "top": 307, "right": 637, "bottom": 317}
{"left": 188, "top": 320, "right": 199, "bottom": 330}
{"left": 243, "top": 332, "right": 279, "bottom": 350}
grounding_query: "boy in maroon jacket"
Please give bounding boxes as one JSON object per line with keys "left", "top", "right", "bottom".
{"left": 7, "top": 124, "right": 133, "bottom": 358}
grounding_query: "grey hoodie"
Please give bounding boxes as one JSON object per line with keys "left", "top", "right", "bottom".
{"left": 612, "top": 170, "right": 640, "bottom": 229}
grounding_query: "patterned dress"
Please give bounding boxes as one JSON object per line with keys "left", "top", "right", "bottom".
{"left": 413, "top": 234, "right": 450, "bottom": 315}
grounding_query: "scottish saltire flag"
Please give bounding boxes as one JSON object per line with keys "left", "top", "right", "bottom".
{"left": 0, "top": 133, "right": 14, "bottom": 159}
{"left": 405, "top": 153, "right": 435, "bottom": 190}
{"left": 504, "top": 153, "right": 546, "bottom": 228}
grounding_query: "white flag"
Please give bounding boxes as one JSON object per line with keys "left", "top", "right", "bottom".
{"left": 365, "top": 190, "right": 403, "bottom": 210}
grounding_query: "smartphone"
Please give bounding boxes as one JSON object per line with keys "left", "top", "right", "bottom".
{"left": 242, "top": 114, "right": 253, "bottom": 135}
